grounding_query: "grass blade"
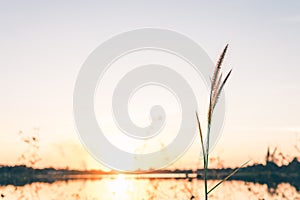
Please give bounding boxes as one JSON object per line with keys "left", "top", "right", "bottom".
{"left": 196, "top": 111, "right": 208, "bottom": 199}
{"left": 207, "top": 160, "right": 250, "bottom": 194}
{"left": 196, "top": 112, "right": 206, "bottom": 164}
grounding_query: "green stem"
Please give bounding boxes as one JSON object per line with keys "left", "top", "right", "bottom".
{"left": 205, "top": 94, "right": 212, "bottom": 200}
{"left": 205, "top": 123, "right": 211, "bottom": 200}
{"left": 204, "top": 161, "right": 208, "bottom": 200}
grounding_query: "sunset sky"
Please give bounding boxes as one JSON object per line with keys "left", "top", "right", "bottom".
{"left": 0, "top": 1, "right": 300, "bottom": 170}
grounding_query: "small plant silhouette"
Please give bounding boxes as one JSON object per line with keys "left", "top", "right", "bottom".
{"left": 195, "top": 45, "right": 248, "bottom": 199}
{"left": 18, "top": 128, "right": 41, "bottom": 167}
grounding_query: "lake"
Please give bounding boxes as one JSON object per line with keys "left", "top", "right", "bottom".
{"left": 1, "top": 175, "right": 299, "bottom": 200}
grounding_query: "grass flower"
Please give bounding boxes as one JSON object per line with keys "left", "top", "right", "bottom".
{"left": 195, "top": 45, "right": 248, "bottom": 199}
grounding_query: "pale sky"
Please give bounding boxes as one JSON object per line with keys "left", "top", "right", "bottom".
{"left": 0, "top": 1, "right": 300, "bottom": 170}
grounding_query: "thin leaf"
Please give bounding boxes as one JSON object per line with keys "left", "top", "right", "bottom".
{"left": 207, "top": 160, "right": 250, "bottom": 194}
{"left": 196, "top": 112, "right": 207, "bottom": 164}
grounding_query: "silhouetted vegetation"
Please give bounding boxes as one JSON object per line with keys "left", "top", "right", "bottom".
{"left": 0, "top": 165, "right": 110, "bottom": 186}
{"left": 0, "top": 155, "right": 299, "bottom": 191}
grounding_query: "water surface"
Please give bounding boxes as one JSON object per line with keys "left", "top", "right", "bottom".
{"left": 1, "top": 175, "right": 299, "bottom": 200}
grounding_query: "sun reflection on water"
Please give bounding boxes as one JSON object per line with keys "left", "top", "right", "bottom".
{"left": 0, "top": 178, "right": 299, "bottom": 199}
{"left": 107, "top": 174, "right": 132, "bottom": 200}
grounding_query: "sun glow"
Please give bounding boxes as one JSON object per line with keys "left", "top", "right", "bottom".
{"left": 108, "top": 174, "right": 132, "bottom": 199}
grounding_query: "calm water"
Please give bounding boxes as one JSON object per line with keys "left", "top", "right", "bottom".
{"left": 1, "top": 175, "right": 300, "bottom": 200}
